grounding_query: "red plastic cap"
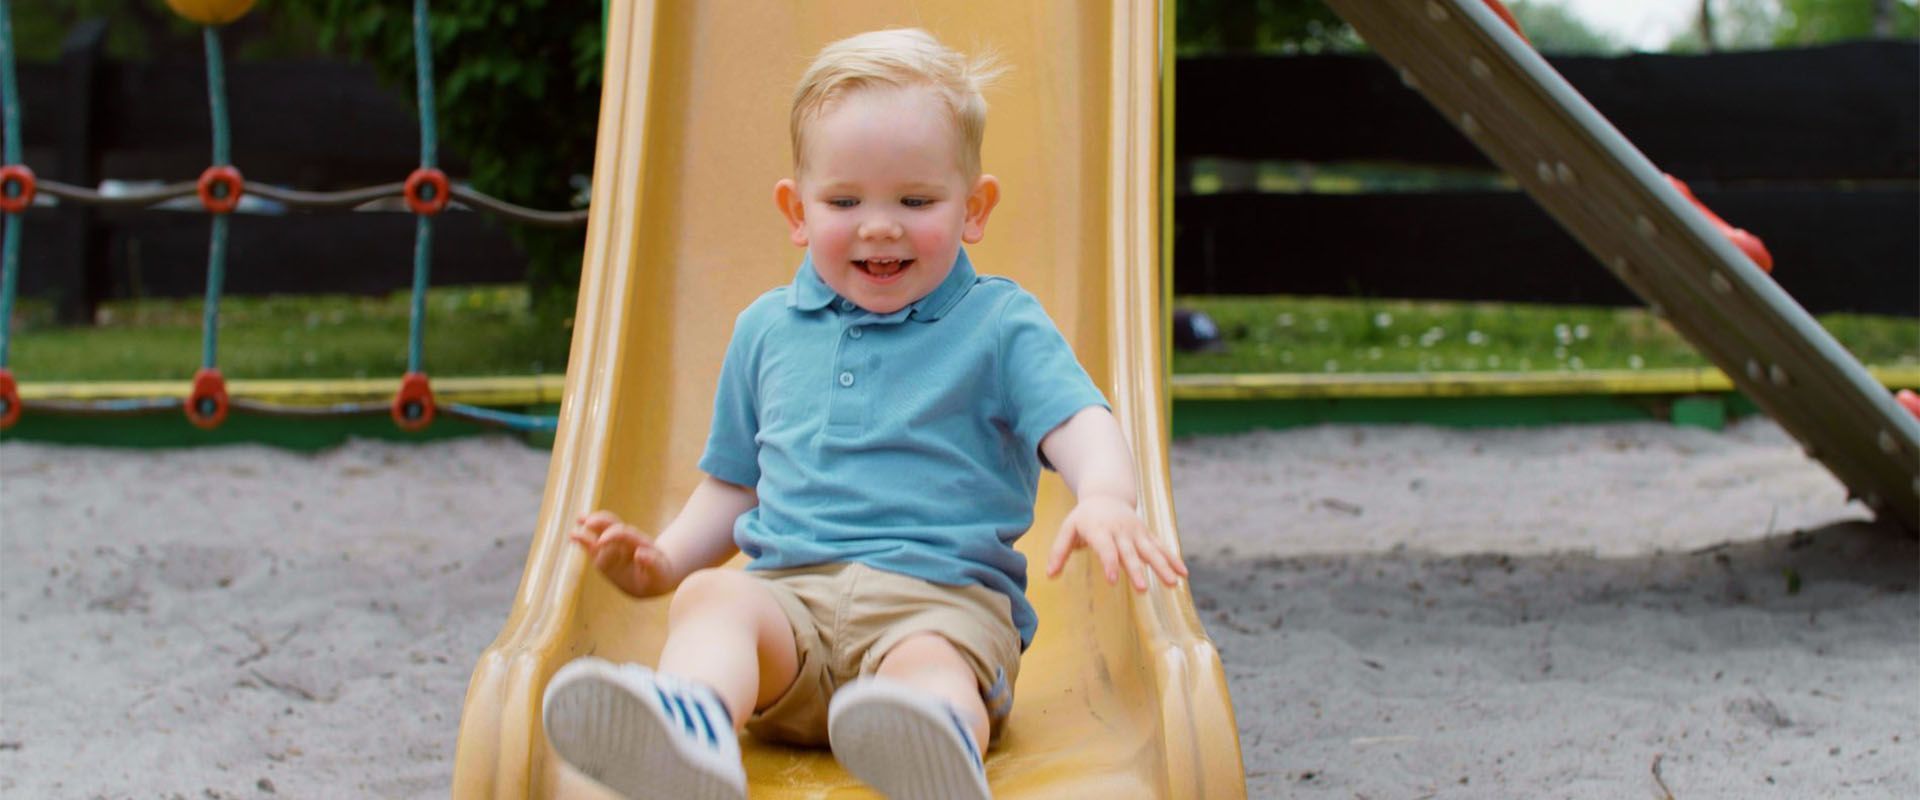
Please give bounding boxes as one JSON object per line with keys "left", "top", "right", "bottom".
{"left": 0, "top": 369, "right": 20, "bottom": 429}
{"left": 0, "top": 165, "right": 36, "bottom": 214}
{"left": 1665, "top": 175, "right": 1774, "bottom": 274}
{"left": 197, "top": 166, "right": 245, "bottom": 214}
{"left": 392, "top": 372, "right": 436, "bottom": 431}
{"left": 1481, "top": 0, "right": 1529, "bottom": 43}
{"left": 186, "top": 367, "right": 230, "bottom": 430}
{"left": 404, "top": 168, "right": 451, "bottom": 216}
{"left": 1897, "top": 389, "right": 1920, "bottom": 421}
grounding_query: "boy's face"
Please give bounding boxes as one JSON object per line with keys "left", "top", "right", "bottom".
{"left": 775, "top": 86, "right": 999, "bottom": 314}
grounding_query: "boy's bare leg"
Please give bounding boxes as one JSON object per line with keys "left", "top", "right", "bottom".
{"left": 876, "top": 632, "right": 990, "bottom": 750}
{"left": 658, "top": 568, "right": 801, "bottom": 728}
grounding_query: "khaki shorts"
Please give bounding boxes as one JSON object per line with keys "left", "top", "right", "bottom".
{"left": 745, "top": 562, "right": 1021, "bottom": 747}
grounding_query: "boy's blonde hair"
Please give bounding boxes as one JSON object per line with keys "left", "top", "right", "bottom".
{"left": 790, "top": 28, "right": 1003, "bottom": 179}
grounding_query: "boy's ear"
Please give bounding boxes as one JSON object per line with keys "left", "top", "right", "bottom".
{"left": 774, "top": 179, "right": 808, "bottom": 247}
{"left": 962, "top": 174, "right": 1001, "bottom": 245}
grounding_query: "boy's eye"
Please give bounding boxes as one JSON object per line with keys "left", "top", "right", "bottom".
{"left": 901, "top": 197, "right": 932, "bottom": 208}
{"left": 827, "top": 198, "right": 858, "bottom": 208}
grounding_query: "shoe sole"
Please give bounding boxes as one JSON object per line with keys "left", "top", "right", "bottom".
{"left": 542, "top": 662, "right": 745, "bottom": 800}
{"left": 829, "top": 683, "right": 992, "bottom": 800}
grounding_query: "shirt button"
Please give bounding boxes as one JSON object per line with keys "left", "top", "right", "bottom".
{"left": 840, "top": 300, "right": 856, "bottom": 311}
{"left": 847, "top": 327, "right": 863, "bottom": 339}
{"left": 838, "top": 371, "right": 855, "bottom": 387}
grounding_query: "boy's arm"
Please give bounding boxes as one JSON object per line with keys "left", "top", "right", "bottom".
{"left": 572, "top": 475, "right": 754, "bottom": 598}
{"left": 1040, "top": 406, "right": 1188, "bottom": 590}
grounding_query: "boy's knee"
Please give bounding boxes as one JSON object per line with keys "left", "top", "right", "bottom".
{"left": 669, "top": 568, "right": 760, "bottom": 619}
{"left": 879, "top": 632, "right": 967, "bottom": 672}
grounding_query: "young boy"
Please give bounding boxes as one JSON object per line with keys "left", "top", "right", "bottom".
{"left": 540, "top": 28, "right": 1186, "bottom": 800}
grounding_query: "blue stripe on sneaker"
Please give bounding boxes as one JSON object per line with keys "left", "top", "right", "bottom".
{"left": 688, "top": 697, "right": 719, "bottom": 747}
{"left": 655, "top": 687, "right": 675, "bottom": 722}
{"left": 946, "top": 708, "right": 983, "bottom": 770}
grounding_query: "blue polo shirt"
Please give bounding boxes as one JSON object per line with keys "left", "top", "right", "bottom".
{"left": 698, "top": 249, "right": 1107, "bottom": 649}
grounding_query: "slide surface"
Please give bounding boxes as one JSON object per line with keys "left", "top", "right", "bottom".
{"left": 452, "top": 1, "right": 1245, "bottom": 797}
{"left": 1322, "top": 0, "right": 1920, "bottom": 530}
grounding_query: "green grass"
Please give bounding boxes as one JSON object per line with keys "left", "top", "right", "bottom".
{"left": 6, "top": 289, "right": 1913, "bottom": 382}
{"left": 1172, "top": 295, "right": 1919, "bottom": 375}
{"left": 8, "top": 286, "right": 571, "bottom": 382}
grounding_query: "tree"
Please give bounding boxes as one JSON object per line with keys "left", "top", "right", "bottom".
{"left": 1505, "top": 1, "right": 1624, "bottom": 54}
{"left": 308, "top": 0, "right": 602, "bottom": 324}
{"left": 1176, "top": 0, "right": 1360, "bottom": 55}
{"left": 1773, "top": 0, "right": 1918, "bottom": 45}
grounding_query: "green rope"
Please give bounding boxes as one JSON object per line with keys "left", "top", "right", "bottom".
{"left": 200, "top": 26, "right": 231, "bottom": 369}
{"left": 0, "top": 0, "right": 21, "bottom": 369}
{"left": 407, "top": 0, "right": 438, "bottom": 373}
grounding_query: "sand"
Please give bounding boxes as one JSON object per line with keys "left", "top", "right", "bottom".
{"left": 2, "top": 419, "right": 1914, "bottom": 798}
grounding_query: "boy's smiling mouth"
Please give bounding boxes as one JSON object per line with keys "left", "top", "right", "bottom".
{"left": 853, "top": 257, "right": 914, "bottom": 281}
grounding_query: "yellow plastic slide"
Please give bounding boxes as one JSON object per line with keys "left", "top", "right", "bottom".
{"left": 451, "top": 0, "right": 1243, "bottom": 796}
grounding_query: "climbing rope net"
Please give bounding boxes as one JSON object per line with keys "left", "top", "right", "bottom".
{"left": 0, "top": 0, "right": 575, "bottom": 435}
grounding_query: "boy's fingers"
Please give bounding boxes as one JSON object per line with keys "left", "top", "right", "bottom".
{"left": 1116, "top": 536, "right": 1148, "bottom": 591}
{"left": 1046, "top": 523, "right": 1078, "bottom": 577}
{"left": 1141, "top": 540, "right": 1181, "bottom": 586}
{"left": 580, "top": 510, "right": 622, "bottom": 532}
{"left": 1086, "top": 532, "right": 1120, "bottom": 584}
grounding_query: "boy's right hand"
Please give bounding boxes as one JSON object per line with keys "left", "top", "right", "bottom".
{"left": 570, "top": 510, "right": 678, "bottom": 598}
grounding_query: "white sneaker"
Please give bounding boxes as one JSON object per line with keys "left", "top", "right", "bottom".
{"left": 541, "top": 657, "right": 747, "bottom": 800}
{"left": 828, "top": 677, "right": 992, "bottom": 800}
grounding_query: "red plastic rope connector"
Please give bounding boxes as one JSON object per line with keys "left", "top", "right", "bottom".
{"left": 197, "top": 166, "right": 245, "bottom": 214}
{"left": 1481, "top": 0, "right": 1529, "bottom": 43}
{"left": 404, "top": 168, "right": 451, "bottom": 216}
{"left": 1665, "top": 175, "right": 1774, "bottom": 273}
{"left": 0, "top": 368, "right": 20, "bottom": 430}
{"left": 1897, "top": 389, "right": 1920, "bottom": 421}
{"left": 0, "top": 165, "right": 36, "bottom": 213}
{"left": 185, "top": 367, "right": 229, "bottom": 430}
{"left": 392, "top": 371, "right": 436, "bottom": 431}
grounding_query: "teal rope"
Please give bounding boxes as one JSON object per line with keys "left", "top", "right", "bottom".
{"left": 0, "top": 0, "right": 21, "bottom": 369}
{"left": 408, "top": 215, "right": 431, "bottom": 372}
{"left": 201, "top": 215, "right": 228, "bottom": 368}
{"left": 1, "top": 217, "right": 19, "bottom": 369}
{"left": 406, "top": 0, "right": 438, "bottom": 373}
{"left": 0, "top": 0, "right": 19, "bottom": 165}
{"left": 204, "top": 27, "right": 230, "bottom": 166}
{"left": 200, "top": 26, "right": 231, "bottom": 370}
{"left": 413, "top": 0, "right": 438, "bottom": 169}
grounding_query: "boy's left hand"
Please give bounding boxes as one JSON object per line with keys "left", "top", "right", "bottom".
{"left": 1045, "top": 496, "right": 1188, "bottom": 591}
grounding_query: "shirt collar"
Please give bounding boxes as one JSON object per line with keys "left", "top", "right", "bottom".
{"left": 786, "top": 249, "right": 977, "bottom": 322}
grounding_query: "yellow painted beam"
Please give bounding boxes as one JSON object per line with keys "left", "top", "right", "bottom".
{"left": 19, "top": 375, "right": 568, "bottom": 407}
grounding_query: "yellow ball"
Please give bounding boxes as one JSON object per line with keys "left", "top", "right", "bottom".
{"left": 164, "top": 0, "right": 257, "bottom": 26}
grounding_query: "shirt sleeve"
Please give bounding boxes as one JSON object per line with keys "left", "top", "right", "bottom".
{"left": 698, "top": 306, "right": 763, "bottom": 487}
{"left": 997, "top": 290, "right": 1110, "bottom": 470}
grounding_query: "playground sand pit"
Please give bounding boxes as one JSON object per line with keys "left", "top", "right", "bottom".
{"left": 2, "top": 419, "right": 1915, "bottom": 797}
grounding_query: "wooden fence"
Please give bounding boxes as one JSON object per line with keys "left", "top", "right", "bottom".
{"left": 1174, "top": 41, "right": 1919, "bottom": 316}
{"left": 12, "top": 27, "right": 1916, "bottom": 321}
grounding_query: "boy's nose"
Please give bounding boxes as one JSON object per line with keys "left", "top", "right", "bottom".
{"left": 856, "top": 216, "right": 903, "bottom": 240}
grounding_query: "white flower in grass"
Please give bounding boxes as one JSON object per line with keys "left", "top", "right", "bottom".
{"left": 1574, "top": 323, "right": 1590, "bottom": 341}
{"left": 1488, "top": 355, "right": 1502, "bottom": 368}
{"left": 1374, "top": 312, "right": 1394, "bottom": 329}
{"left": 1324, "top": 359, "right": 1340, "bottom": 372}
{"left": 1629, "top": 355, "right": 1645, "bottom": 369}
{"left": 1313, "top": 317, "right": 1330, "bottom": 333}
{"left": 1368, "top": 347, "right": 1383, "bottom": 361}
{"left": 1554, "top": 323, "right": 1572, "bottom": 344}
{"left": 1466, "top": 330, "right": 1487, "bottom": 346}
{"left": 1569, "top": 356, "right": 1584, "bottom": 370}
{"left": 1277, "top": 313, "right": 1294, "bottom": 327}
